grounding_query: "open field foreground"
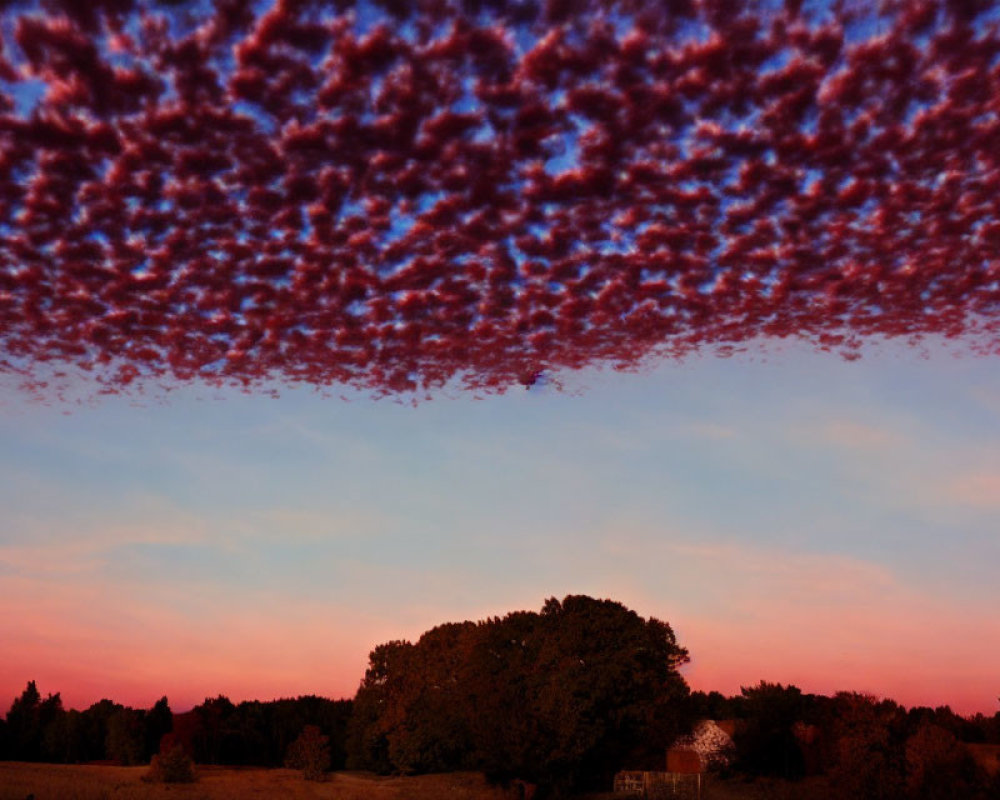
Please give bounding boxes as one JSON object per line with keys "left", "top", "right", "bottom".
{"left": 0, "top": 764, "right": 515, "bottom": 800}
{"left": 0, "top": 763, "right": 834, "bottom": 800}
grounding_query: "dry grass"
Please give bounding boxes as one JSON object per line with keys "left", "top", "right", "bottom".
{"left": 703, "top": 775, "right": 833, "bottom": 800}
{"left": 0, "top": 763, "right": 515, "bottom": 800}
{"left": 0, "top": 763, "right": 837, "bottom": 800}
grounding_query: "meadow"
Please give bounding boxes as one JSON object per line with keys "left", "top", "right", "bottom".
{"left": 0, "top": 763, "right": 832, "bottom": 800}
{"left": 0, "top": 763, "right": 511, "bottom": 800}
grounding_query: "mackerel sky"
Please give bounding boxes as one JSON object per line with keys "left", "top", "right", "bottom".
{"left": 3, "top": 0, "right": 1000, "bottom": 716}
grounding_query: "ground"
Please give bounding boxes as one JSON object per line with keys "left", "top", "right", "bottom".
{"left": 0, "top": 763, "right": 833, "bottom": 800}
{"left": 0, "top": 764, "right": 509, "bottom": 800}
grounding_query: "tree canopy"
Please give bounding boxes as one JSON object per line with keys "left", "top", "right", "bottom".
{"left": 346, "top": 595, "right": 690, "bottom": 796}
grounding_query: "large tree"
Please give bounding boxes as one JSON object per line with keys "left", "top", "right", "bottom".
{"left": 346, "top": 595, "right": 690, "bottom": 797}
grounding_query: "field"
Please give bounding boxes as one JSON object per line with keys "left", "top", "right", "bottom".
{"left": 0, "top": 763, "right": 832, "bottom": 800}
{"left": 0, "top": 764, "right": 511, "bottom": 800}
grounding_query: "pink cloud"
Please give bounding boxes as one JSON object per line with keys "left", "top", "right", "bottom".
{"left": 3, "top": 1, "right": 1000, "bottom": 397}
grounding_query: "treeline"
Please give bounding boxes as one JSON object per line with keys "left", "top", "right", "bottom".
{"left": 3, "top": 595, "right": 1000, "bottom": 799}
{"left": 0, "top": 680, "right": 351, "bottom": 769}
{"left": 689, "top": 682, "right": 1000, "bottom": 797}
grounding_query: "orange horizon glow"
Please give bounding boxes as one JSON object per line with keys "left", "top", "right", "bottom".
{"left": 4, "top": 626, "right": 997, "bottom": 718}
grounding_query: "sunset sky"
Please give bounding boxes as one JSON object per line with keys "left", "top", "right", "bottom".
{"left": 2, "top": 0, "right": 1000, "bottom": 720}
{"left": 3, "top": 335, "right": 999, "bottom": 716}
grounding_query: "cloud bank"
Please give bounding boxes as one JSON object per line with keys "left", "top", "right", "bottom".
{"left": 2, "top": 0, "right": 999, "bottom": 395}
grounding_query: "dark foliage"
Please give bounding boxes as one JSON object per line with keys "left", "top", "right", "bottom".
{"left": 1, "top": 683, "right": 351, "bottom": 769}
{"left": 346, "top": 595, "right": 690, "bottom": 797}
{"left": 4, "top": 624, "right": 1000, "bottom": 799}
{"left": 144, "top": 735, "right": 196, "bottom": 783}
{"left": 732, "top": 681, "right": 807, "bottom": 779}
{"left": 143, "top": 696, "right": 172, "bottom": 761}
{"left": 285, "top": 724, "right": 331, "bottom": 780}
{"left": 183, "top": 694, "right": 352, "bottom": 768}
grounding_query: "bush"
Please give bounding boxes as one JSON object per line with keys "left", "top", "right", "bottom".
{"left": 285, "top": 725, "right": 331, "bottom": 781}
{"left": 144, "top": 740, "right": 196, "bottom": 783}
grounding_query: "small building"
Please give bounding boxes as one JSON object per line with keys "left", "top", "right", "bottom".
{"left": 612, "top": 770, "right": 704, "bottom": 800}
{"left": 613, "top": 720, "right": 735, "bottom": 799}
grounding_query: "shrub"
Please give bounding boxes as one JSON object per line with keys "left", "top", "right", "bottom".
{"left": 285, "top": 725, "right": 331, "bottom": 781}
{"left": 144, "top": 738, "right": 196, "bottom": 783}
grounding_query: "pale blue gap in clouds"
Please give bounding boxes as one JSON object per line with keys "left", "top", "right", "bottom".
{"left": 1, "top": 335, "right": 999, "bottom": 708}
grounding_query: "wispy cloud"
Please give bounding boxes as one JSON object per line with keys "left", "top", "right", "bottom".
{"left": 940, "top": 471, "right": 1000, "bottom": 509}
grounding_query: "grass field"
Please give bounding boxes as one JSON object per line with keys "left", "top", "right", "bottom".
{"left": 0, "top": 764, "right": 512, "bottom": 800}
{"left": 0, "top": 763, "right": 832, "bottom": 800}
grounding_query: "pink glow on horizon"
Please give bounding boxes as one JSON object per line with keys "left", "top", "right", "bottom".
{"left": 4, "top": 532, "right": 998, "bottom": 716}
{"left": 4, "top": 601, "right": 999, "bottom": 717}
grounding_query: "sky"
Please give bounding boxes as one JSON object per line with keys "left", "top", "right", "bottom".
{"left": 3, "top": 335, "right": 1000, "bottom": 716}
{"left": 3, "top": 0, "right": 1000, "bottom": 719}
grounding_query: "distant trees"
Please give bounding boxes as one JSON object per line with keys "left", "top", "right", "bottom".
{"left": 346, "top": 595, "right": 691, "bottom": 797}
{"left": 0, "top": 683, "right": 351, "bottom": 769}
{"left": 905, "top": 721, "right": 979, "bottom": 800}
{"left": 5, "top": 681, "right": 64, "bottom": 762}
{"left": 0, "top": 685, "right": 174, "bottom": 765}
{"left": 3, "top": 607, "right": 1000, "bottom": 800}
{"left": 5, "top": 681, "right": 43, "bottom": 761}
{"left": 826, "top": 692, "right": 907, "bottom": 799}
{"left": 733, "top": 681, "right": 808, "bottom": 779}
{"left": 184, "top": 694, "right": 352, "bottom": 768}
{"left": 106, "top": 707, "right": 145, "bottom": 765}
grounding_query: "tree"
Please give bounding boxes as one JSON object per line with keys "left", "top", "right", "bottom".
{"left": 80, "top": 699, "right": 122, "bottom": 762}
{"left": 472, "top": 596, "right": 689, "bottom": 794}
{"left": 345, "top": 640, "right": 414, "bottom": 772}
{"left": 905, "top": 722, "right": 982, "bottom": 800}
{"left": 6, "top": 681, "right": 43, "bottom": 760}
{"left": 734, "top": 681, "right": 806, "bottom": 778}
{"left": 106, "top": 707, "right": 144, "bottom": 765}
{"left": 347, "top": 596, "right": 690, "bottom": 797}
{"left": 192, "top": 695, "right": 236, "bottom": 764}
{"left": 383, "top": 623, "right": 477, "bottom": 774}
{"left": 143, "top": 697, "right": 173, "bottom": 762}
{"left": 284, "top": 725, "right": 331, "bottom": 780}
{"left": 828, "top": 693, "right": 906, "bottom": 800}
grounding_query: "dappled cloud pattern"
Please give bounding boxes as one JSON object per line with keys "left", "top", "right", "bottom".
{"left": 2, "top": 0, "right": 1000, "bottom": 395}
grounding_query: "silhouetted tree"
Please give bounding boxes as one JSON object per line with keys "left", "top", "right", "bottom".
{"left": 143, "top": 697, "right": 172, "bottom": 761}
{"left": 346, "top": 640, "right": 412, "bottom": 772}
{"left": 828, "top": 693, "right": 906, "bottom": 800}
{"left": 6, "top": 681, "right": 43, "bottom": 760}
{"left": 688, "top": 689, "right": 743, "bottom": 722}
{"left": 905, "top": 722, "right": 983, "bottom": 800}
{"left": 192, "top": 695, "right": 236, "bottom": 764}
{"left": 473, "top": 597, "right": 689, "bottom": 795}
{"left": 106, "top": 707, "right": 144, "bottom": 765}
{"left": 347, "top": 595, "right": 690, "bottom": 797}
{"left": 80, "top": 699, "right": 123, "bottom": 762}
{"left": 61, "top": 710, "right": 87, "bottom": 763}
{"left": 734, "top": 681, "right": 806, "bottom": 778}
{"left": 384, "top": 623, "right": 477, "bottom": 773}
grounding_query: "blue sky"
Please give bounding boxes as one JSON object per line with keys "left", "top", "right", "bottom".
{"left": 3, "top": 335, "right": 999, "bottom": 715}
